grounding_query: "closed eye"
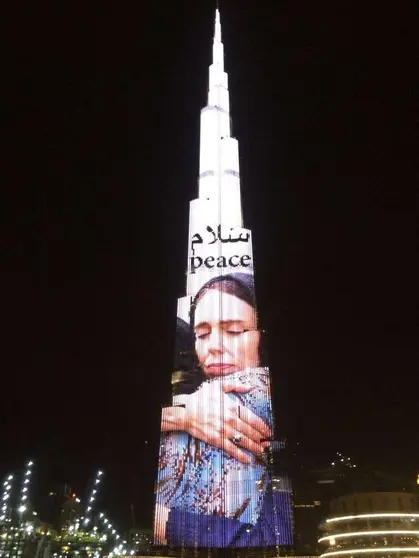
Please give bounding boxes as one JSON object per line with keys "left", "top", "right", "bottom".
{"left": 196, "top": 332, "right": 210, "bottom": 340}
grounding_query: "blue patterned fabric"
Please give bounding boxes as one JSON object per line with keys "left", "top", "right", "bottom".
{"left": 156, "top": 367, "right": 293, "bottom": 546}
{"left": 166, "top": 487, "right": 293, "bottom": 547}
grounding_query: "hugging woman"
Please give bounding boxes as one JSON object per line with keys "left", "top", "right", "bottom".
{"left": 154, "top": 273, "right": 291, "bottom": 547}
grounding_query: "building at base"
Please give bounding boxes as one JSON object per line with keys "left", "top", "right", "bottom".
{"left": 319, "top": 492, "right": 419, "bottom": 558}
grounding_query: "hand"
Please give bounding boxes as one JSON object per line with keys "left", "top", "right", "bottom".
{"left": 177, "top": 379, "right": 271, "bottom": 464}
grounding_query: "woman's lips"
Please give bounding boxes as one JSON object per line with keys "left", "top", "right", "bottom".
{"left": 205, "top": 363, "right": 236, "bottom": 374}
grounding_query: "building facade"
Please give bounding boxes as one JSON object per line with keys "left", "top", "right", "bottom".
{"left": 291, "top": 450, "right": 419, "bottom": 556}
{"left": 319, "top": 492, "right": 419, "bottom": 558}
{"left": 128, "top": 528, "right": 152, "bottom": 555}
{"left": 153, "top": 9, "right": 293, "bottom": 551}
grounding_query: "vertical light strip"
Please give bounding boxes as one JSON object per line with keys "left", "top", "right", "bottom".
{"left": 83, "top": 469, "right": 103, "bottom": 523}
{"left": 18, "top": 460, "right": 33, "bottom": 518}
{"left": 97, "top": 511, "right": 132, "bottom": 556}
{"left": 1, "top": 474, "right": 14, "bottom": 522}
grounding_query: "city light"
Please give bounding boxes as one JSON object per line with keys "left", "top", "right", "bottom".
{"left": 0, "top": 473, "right": 13, "bottom": 521}
{"left": 0, "top": 460, "right": 137, "bottom": 558}
{"left": 330, "top": 452, "right": 357, "bottom": 469}
{"left": 18, "top": 461, "right": 33, "bottom": 521}
{"left": 95, "top": 510, "right": 130, "bottom": 552}
{"left": 85, "top": 469, "right": 103, "bottom": 518}
{"left": 321, "top": 548, "right": 419, "bottom": 557}
{"left": 319, "top": 530, "right": 419, "bottom": 542}
{"left": 326, "top": 512, "right": 419, "bottom": 523}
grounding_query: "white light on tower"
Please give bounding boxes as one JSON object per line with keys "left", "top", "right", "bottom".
{"left": 19, "top": 461, "right": 33, "bottom": 521}
{"left": 0, "top": 474, "right": 13, "bottom": 521}
{"left": 96, "top": 511, "right": 133, "bottom": 553}
{"left": 85, "top": 469, "right": 103, "bottom": 517}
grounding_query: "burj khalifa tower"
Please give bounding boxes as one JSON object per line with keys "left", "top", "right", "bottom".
{"left": 153, "top": 9, "right": 293, "bottom": 550}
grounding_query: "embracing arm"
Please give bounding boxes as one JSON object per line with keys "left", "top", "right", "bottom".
{"left": 161, "top": 381, "right": 271, "bottom": 464}
{"left": 161, "top": 406, "right": 186, "bottom": 432}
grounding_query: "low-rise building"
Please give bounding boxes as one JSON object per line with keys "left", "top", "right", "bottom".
{"left": 319, "top": 492, "right": 419, "bottom": 558}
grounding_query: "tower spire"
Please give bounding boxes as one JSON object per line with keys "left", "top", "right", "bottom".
{"left": 208, "top": 8, "right": 227, "bottom": 110}
{"left": 214, "top": 7, "right": 221, "bottom": 44}
{"left": 195, "top": 5, "right": 242, "bottom": 233}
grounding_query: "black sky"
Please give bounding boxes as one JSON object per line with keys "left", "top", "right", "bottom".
{"left": 1, "top": 0, "right": 417, "bottom": 531}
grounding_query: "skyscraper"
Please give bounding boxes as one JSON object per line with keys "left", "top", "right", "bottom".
{"left": 153, "top": 10, "right": 293, "bottom": 550}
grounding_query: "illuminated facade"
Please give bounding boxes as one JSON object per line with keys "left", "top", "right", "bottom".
{"left": 319, "top": 492, "right": 419, "bottom": 558}
{"left": 291, "top": 451, "right": 419, "bottom": 556}
{"left": 153, "top": 9, "right": 293, "bottom": 550}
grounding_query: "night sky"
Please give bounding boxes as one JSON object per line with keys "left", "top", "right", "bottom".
{"left": 1, "top": 0, "right": 417, "bottom": 531}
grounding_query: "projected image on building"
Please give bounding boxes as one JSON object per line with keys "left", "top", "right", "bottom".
{"left": 153, "top": 10, "right": 293, "bottom": 549}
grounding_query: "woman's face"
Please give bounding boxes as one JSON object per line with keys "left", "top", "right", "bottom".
{"left": 194, "top": 289, "right": 260, "bottom": 377}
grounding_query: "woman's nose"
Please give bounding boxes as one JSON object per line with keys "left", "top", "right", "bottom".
{"left": 207, "top": 328, "right": 224, "bottom": 353}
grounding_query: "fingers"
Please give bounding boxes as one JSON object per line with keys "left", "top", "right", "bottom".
{"left": 233, "top": 433, "right": 264, "bottom": 456}
{"left": 222, "top": 381, "right": 252, "bottom": 394}
{"left": 189, "top": 421, "right": 266, "bottom": 463}
{"left": 239, "top": 406, "right": 271, "bottom": 439}
{"left": 190, "top": 425, "right": 251, "bottom": 463}
{"left": 183, "top": 382, "right": 271, "bottom": 461}
{"left": 222, "top": 439, "right": 251, "bottom": 464}
{"left": 231, "top": 418, "right": 266, "bottom": 453}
